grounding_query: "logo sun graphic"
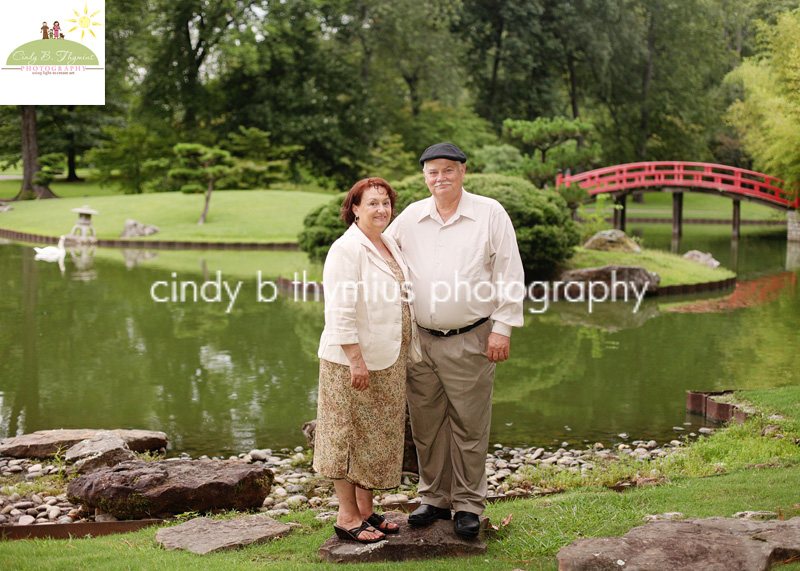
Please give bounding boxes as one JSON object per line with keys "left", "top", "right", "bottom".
{"left": 66, "top": 2, "right": 103, "bottom": 42}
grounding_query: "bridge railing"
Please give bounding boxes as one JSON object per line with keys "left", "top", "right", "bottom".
{"left": 556, "top": 161, "right": 799, "bottom": 208}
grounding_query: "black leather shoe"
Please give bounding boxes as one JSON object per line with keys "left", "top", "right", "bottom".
{"left": 453, "top": 511, "right": 480, "bottom": 537}
{"left": 407, "top": 504, "right": 451, "bottom": 526}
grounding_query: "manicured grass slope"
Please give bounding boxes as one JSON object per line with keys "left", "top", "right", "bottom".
{"left": 565, "top": 246, "right": 736, "bottom": 286}
{"left": 0, "top": 191, "right": 333, "bottom": 243}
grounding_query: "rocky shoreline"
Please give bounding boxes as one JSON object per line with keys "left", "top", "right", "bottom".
{"left": 0, "top": 426, "right": 715, "bottom": 528}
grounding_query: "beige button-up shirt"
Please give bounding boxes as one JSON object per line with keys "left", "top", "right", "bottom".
{"left": 385, "top": 190, "right": 524, "bottom": 336}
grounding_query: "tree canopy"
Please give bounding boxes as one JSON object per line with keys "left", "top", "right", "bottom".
{"left": 725, "top": 8, "right": 800, "bottom": 192}
{"left": 2, "top": 0, "right": 799, "bottom": 199}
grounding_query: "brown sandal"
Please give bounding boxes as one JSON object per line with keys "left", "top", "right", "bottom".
{"left": 366, "top": 512, "right": 399, "bottom": 534}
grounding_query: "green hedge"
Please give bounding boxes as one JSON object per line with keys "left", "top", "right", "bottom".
{"left": 297, "top": 193, "right": 348, "bottom": 263}
{"left": 299, "top": 174, "right": 580, "bottom": 278}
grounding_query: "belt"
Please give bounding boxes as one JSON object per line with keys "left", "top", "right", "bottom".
{"left": 417, "top": 317, "right": 490, "bottom": 338}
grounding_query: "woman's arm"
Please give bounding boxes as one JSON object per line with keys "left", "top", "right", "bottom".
{"left": 323, "top": 238, "right": 370, "bottom": 389}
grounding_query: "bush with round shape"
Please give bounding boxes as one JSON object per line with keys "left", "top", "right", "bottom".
{"left": 299, "top": 174, "right": 579, "bottom": 278}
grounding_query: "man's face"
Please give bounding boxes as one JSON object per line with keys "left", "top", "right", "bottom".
{"left": 423, "top": 158, "right": 466, "bottom": 201}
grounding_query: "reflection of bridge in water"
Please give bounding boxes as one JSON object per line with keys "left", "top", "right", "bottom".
{"left": 665, "top": 272, "right": 797, "bottom": 314}
{"left": 557, "top": 161, "right": 799, "bottom": 240}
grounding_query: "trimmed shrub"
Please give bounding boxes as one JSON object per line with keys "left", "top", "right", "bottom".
{"left": 393, "top": 174, "right": 580, "bottom": 278}
{"left": 297, "top": 194, "right": 348, "bottom": 263}
{"left": 298, "top": 174, "right": 579, "bottom": 277}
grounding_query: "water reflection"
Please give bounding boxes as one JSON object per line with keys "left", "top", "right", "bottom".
{"left": 1, "top": 229, "right": 798, "bottom": 457}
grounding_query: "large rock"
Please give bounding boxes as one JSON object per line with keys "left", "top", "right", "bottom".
{"left": 559, "top": 265, "right": 660, "bottom": 294}
{"left": 155, "top": 514, "right": 291, "bottom": 555}
{"left": 683, "top": 249, "right": 721, "bottom": 269}
{"left": 120, "top": 219, "right": 159, "bottom": 238}
{"left": 0, "top": 429, "right": 168, "bottom": 459}
{"left": 302, "top": 420, "right": 316, "bottom": 450}
{"left": 318, "top": 512, "right": 489, "bottom": 563}
{"left": 66, "top": 459, "right": 273, "bottom": 519}
{"left": 584, "top": 229, "right": 642, "bottom": 253}
{"left": 65, "top": 431, "right": 139, "bottom": 474}
{"left": 557, "top": 517, "right": 800, "bottom": 571}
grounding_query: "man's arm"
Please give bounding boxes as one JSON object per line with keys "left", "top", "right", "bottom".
{"left": 488, "top": 206, "right": 525, "bottom": 361}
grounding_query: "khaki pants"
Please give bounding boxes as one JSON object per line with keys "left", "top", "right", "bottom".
{"left": 406, "top": 320, "right": 495, "bottom": 515}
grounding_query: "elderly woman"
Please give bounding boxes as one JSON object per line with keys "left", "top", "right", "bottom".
{"left": 313, "top": 177, "right": 420, "bottom": 543}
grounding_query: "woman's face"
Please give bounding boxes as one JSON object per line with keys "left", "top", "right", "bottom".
{"left": 353, "top": 186, "right": 391, "bottom": 234}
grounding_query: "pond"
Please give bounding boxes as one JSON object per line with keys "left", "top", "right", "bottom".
{"left": 1, "top": 224, "right": 798, "bottom": 458}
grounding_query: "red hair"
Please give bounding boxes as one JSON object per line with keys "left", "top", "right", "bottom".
{"left": 340, "top": 177, "right": 397, "bottom": 226}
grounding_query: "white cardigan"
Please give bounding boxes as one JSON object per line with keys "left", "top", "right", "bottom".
{"left": 318, "top": 224, "right": 421, "bottom": 369}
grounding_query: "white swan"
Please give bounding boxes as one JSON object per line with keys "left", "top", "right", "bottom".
{"left": 33, "top": 235, "right": 67, "bottom": 262}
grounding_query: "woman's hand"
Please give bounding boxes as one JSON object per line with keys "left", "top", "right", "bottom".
{"left": 349, "top": 359, "right": 370, "bottom": 391}
{"left": 342, "top": 344, "right": 369, "bottom": 390}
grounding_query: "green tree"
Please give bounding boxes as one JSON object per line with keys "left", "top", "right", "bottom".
{"left": 558, "top": 0, "right": 731, "bottom": 165}
{"left": 139, "top": 0, "right": 253, "bottom": 132}
{"left": 210, "top": 0, "right": 376, "bottom": 187}
{"left": 725, "top": 8, "right": 800, "bottom": 191}
{"left": 219, "top": 126, "right": 298, "bottom": 189}
{"left": 460, "top": 0, "right": 562, "bottom": 128}
{"left": 16, "top": 106, "right": 57, "bottom": 200}
{"left": 168, "top": 143, "right": 233, "bottom": 225}
{"left": 87, "top": 124, "right": 176, "bottom": 194}
{"left": 504, "top": 117, "right": 600, "bottom": 188}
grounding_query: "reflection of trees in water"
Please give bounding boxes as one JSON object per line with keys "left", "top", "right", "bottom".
{"left": 147, "top": 295, "right": 324, "bottom": 456}
{"left": 10, "top": 249, "right": 40, "bottom": 435}
{"left": 3, "top": 241, "right": 796, "bottom": 455}
{"left": 290, "top": 299, "right": 325, "bottom": 364}
{"left": 493, "top": 303, "right": 754, "bottom": 446}
{"left": 719, "top": 282, "right": 800, "bottom": 390}
{"left": 0, "top": 251, "right": 324, "bottom": 456}
{"left": 493, "top": 314, "right": 586, "bottom": 404}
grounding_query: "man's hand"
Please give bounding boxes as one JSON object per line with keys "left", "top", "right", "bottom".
{"left": 487, "top": 332, "right": 510, "bottom": 363}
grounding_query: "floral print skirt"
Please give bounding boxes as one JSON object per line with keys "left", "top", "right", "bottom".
{"left": 313, "top": 262, "right": 411, "bottom": 490}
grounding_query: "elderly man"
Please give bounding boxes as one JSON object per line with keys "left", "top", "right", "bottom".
{"left": 385, "top": 142, "right": 524, "bottom": 537}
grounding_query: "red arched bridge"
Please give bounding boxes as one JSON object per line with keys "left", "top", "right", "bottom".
{"left": 556, "top": 161, "right": 799, "bottom": 238}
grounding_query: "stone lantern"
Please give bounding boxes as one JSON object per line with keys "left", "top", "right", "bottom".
{"left": 68, "top": 205, "right": 99, "bottom": 243}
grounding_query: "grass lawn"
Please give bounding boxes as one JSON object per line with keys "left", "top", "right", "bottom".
{"left": 0, "top": 190, "right": 334, "bottom": 243}
{"left": 564, "top": 246, "right": 737, "bottom": 286}
{"left": 0, "top": 172, "right": 103, "bottom": 199}
{"left": 1, "top": 387, "right": 798, "bottom": 570}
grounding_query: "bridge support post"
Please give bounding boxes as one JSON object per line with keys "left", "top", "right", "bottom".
{"left": 672, "top": 193, "right": 683, "bottom": 238}
{"left": 613, "top": 194, "right": 627, "bottom": 232}
{"left": 732, "top": 200, "right": 741, "bottom": 240}
{"left": 788, "top": 211, "right": 800, "bottom": 242}
{"left": 787, "top": 240, "right": 800, "bottom": 271}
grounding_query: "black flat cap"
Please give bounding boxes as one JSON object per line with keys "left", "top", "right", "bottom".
{"left": 419, "top": 142, "right": 467, "bottom": 166}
